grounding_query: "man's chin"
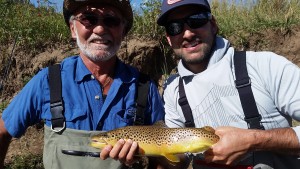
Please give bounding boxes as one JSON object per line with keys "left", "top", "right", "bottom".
{"left": 87, "top": 53, "right": 115, "bottom": 62}
{"left": 183, "top": 55, "right": 211, "bottom": 65}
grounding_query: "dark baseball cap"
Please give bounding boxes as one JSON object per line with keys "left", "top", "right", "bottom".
{"left": 63, "top": 0, "right": 133, "bottom": 34}
{"left": 157, "top": 0, "right": 211, "bottom": 26}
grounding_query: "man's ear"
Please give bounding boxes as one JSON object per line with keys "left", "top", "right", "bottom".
{"left": 166, "top": 34, "right": 172, "bottom": 47}
{"left": 70, "top": 22, "right": 77, "bottom": 39}
{"left": 210, "top": 16, "right": 219, "bottom": 35}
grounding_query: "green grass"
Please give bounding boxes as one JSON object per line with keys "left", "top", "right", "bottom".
{"left": 1, "top": 0, "right": 300, "bottom": 53}
{"left": 4, "top": 154, "right": 43, "bottom": 169}
{"left": 211, "top": 0, "right": 300, "bottom": 38}
{"left": 0, "top": 101, "right": 8, "bottom": 114}
{"left": 0, "top": 0, "right": 70, "bottom": 53}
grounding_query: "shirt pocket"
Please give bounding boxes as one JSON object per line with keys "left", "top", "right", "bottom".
{"left": 114, "top": 108, "right": 137, "bottom": 124}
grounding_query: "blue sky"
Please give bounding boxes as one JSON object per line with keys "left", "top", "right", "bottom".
{"left": 30, "top": 0, "right": 143, "bottom": 12}
{"left": 29, "top": 0, "right": 253, "bottom": 13}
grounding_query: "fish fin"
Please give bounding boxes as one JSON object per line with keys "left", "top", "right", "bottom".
{"left": 202, "top": 126, "right": 215, "bottom": 133}
{"left": 153, "top": 120, "right": 168, "bottom": 128}
{"left": 164, "top": 154, "right": 180, "bottom": 163}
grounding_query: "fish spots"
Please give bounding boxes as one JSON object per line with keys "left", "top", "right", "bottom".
{"left": 91, "top": 125, "right": 219, "bottom": 151}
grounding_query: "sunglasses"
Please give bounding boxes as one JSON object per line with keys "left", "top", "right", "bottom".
{"left": 165, "top": 12, "right": 212, "bottom": 36}
{"left": 73, "top": 13, "right": 122, "bottom": 28}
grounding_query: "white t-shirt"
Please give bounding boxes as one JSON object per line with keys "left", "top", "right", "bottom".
{"left": 163, "top": 36, "right": 300, "bottom": 168}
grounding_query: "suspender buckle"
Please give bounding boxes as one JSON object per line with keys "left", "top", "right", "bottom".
{"left": 51, "top": 122, "right": 66, "bottom": 133}
{"left": 185, "top": 121, "right": 196, "bottom": 128}
{"left": 235, "top": 78, "right": 251, "bottom": 88}
{"left": 178, "top": 96, "right": 188, "bottom": 106}
{"left": 244, "top": 115, "right": 265, "bottom": 130}
{"left": 50, "top": 101, "right": 65, "bottom": 133}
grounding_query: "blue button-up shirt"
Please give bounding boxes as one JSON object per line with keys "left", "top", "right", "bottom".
{"left": 2, "top": 56, "right": 164, "bottom": 138}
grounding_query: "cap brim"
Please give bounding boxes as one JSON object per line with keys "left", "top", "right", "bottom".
{"left": 157, "top": 3, "right": 211, "bottom": 26}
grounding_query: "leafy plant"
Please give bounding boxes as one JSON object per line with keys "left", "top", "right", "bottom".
{"left": 0, "top": 0, "right": 69, "bottom": 53}
{"left": 0, "top": 101, "right": 8, "bottom": 114}
{"left": 132, "top": 0, "right": 165, "bottom": 39}
{"left": 4, "top": 154, "right": 43, "bottom": 169}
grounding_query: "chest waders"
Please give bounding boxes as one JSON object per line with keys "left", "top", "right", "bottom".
{"left": 44, "top": 64, "right": 150, "bottom": 169}
{"left": 43, "top": 126, "right": 126, "bottom": 169}
{"left": 178, "top": 51, "right": 300, "bottom": 169}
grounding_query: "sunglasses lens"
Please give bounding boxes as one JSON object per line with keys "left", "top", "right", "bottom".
{"left": 75, "top": 14, "right": 121, "bottom": 28}
{"left": 187, "top": 18, "right": 209, "bottom": 29}
{"left": 76, "top": 14, "right": 97, "bottom": 27}
{"left": 166, "top": 22, "right": 183, "bottom": 36}
{"left": 165, "top": 13, "right": 211, "bottom": 36}
{"left": 84, "top": 15, "right": 98, "bottom": 26}
{"left": 103, "top": 16, "right": 121, "bottom": 27}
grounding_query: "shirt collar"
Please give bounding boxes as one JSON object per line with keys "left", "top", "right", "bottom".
{"left": 75, "top": 56, "right": 91, "bottom": 82}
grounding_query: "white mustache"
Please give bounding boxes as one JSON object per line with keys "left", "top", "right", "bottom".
{"left": 87, "top": 34, "right": 110, "bottom": 44}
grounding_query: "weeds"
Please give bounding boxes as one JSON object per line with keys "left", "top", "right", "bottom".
{"left": 0, "top": 0, "right": 69, "bottom": 52}
{"left": 0, "top": 101, "right": 8, "bottom": 114}
{"left": 211, "top": 0, "right": 300, "bottom": 37}
{"left": 132, "top": 0, "right": 165, "bottom": 38}
{"left": 1, "top": 0, "right": 299, "bottom": 51}
{"left": 4, "top": 154, "right": 43, "bottom": 169}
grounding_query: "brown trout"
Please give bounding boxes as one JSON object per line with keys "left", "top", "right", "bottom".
{"left": 90, "top": 123, "right": 219, "bottom": 162}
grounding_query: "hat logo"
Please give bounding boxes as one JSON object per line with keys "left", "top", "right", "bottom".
{"left": 167, "top": 0, "right": 182, "bottom": 5}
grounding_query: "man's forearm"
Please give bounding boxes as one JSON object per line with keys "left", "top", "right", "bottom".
{"left": 0, "top": 141, "right": 10, "bottom": 169}
{"left": 205, "top": 126, "right": 300, "bottom": 165}
{"left": 251, "top": 127, "right": 300, "bottom": 155}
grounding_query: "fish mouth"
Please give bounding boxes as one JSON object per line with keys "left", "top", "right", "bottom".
{"left": 90, "top": 138, "right": 108, "bottom": 149}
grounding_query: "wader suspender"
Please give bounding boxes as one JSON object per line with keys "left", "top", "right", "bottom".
{"left": 178, "top": 51, "right": 264, "bottom": 129}
{"left": 134, "top": 73, "right": 150, "bottom": 126}
{"left": 49, "top": 64, "right": 65, "bottom": 133}
{"left": 48, "top": 64, "right": 150, "bottom": 131}
{"left": 234, "top": 51, "right": 264, "bottom": 130}
{"left": 178, "top": 78, "right": 195, "bottom": 127}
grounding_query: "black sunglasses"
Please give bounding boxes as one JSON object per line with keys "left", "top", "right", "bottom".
{"left": 73, "top": 13, "right": 122, "bottom": 28}
{"left": 165, "top": 12, "right": 212, "bottom": 36}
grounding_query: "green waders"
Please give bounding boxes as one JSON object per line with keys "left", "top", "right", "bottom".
{"left": 43, "top": 126, "right": 127, "bottom": 169}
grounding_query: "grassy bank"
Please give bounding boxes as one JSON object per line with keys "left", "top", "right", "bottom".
{"left": 0, "top": 0, "right": 299, "bottom": 49}
{"left": 212, "top": 0, "right": 300, "bottom": 36}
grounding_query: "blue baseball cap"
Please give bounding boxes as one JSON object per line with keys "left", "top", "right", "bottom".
{"left": 157, "top": 0, "right": 211, "bottom": 26}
